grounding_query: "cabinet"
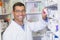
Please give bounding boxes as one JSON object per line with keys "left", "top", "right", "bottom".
{"left": 25, "top": 1, "right": 45, "bottom": 14}
{"left": 0, "top": 0, "right": 11, "bottom": 40}
{"left": 25, "top": 0, "right": 45, "bottom": 22}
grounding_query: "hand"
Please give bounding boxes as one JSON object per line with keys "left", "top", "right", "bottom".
{"left": 42, "top": 8, "right": 47, "bottom": 20}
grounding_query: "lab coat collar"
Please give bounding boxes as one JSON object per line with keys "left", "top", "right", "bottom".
{"left": 11, "top": 20, "right": 25, "bottom": 31}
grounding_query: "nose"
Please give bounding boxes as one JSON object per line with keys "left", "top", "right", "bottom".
{"left": 18, "top": 12, "right": 26, "bottom": 16}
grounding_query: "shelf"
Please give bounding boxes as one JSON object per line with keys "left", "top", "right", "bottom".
{"left": 0, "top": 13, "right": 10, "bottom": 15}
{"left": 25, "top": 1, "right": 43, "bottom": 14}
{"left": 0, "top": 14, "right": 11, "bottom": 19}
{"left": 25, "top": 0, "right": 41, "bottom": 3}
{"left": 47, "top": 0, "right": 57, "bottom": 6}
{"left": 26, "top": 11, "right": 42, "bottom": 14}
{"left": 25, "top": 1, "right": 41, "bottom": 3}
{"left": 26, "top": 13, "right": 41, "bottom": 15}
{"left": 46, "top": 4, "right": 57, "bottom": 10}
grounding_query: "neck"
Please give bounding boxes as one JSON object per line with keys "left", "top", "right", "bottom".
{"left": 14, "top": 19, "right": 24, "bottom": 26}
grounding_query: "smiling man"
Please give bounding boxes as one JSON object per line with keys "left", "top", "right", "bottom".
{"left": 3, "top": 2, "right": 33, "bottom": 40}
{"left": 3, "top": 2, "right": 47, "bottom": 40}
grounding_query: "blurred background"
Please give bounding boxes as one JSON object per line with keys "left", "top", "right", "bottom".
{"left": 0, "top": 0, "right": 60, "bottom": 40}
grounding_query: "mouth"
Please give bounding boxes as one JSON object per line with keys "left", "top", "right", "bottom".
{"left": 18, "top": 16, "right": 23, "bottom": 18}
{"left": 18, "top": 15, "right": 25, "bottom": 19}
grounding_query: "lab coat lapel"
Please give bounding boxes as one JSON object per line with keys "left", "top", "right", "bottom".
{"left": 12, "top": 21, "right": 25, "bottom": 32}
{"left": 12, "top": 21, "right": 26, "bottom": 40}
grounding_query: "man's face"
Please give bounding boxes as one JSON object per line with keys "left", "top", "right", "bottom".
{"left": 13, "top": 6, "right": 26, "bottom": 22}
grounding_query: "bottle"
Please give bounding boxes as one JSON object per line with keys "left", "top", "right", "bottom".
{"left": 54, "top": 35, "right": 59, "bottom": 40}
{"left": 56, "top": 25, "right": 58, "bottom": 32}
{"left": 0, "top": 1, "right": 3, "bottom": 15}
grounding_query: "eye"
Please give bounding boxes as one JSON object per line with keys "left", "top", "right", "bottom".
{"left": 15, "top": 10, "right": 26, "bottom": 13}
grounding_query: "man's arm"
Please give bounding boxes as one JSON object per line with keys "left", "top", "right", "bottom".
{"left": 27, "top": 18, "right": 47, "bottom": 32}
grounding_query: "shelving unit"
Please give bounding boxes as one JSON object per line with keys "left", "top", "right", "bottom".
{"left": 25, "top": 1, "right": 44, "bottom": 14}
{"left": 0, "top": 14, "right": 10, "bottom": 19}
{"left": 0, "top": 0, "right": 11, "bottom": 40}
{"left": 25, "top": 0, "right": 60, "bottom": 40}
{"left": 25, "top": 0, "right": 44, "bottom": 24}
{"left": 46, "top": 0, "right": 60, "bottom": 40}
{"left": 46, "top": 4, "right": 57, "bottom": 10}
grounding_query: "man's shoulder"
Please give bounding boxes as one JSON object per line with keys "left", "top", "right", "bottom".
{"left": 4, "top": 21, "right": 16, "bottom": 33}
{"left": 3, "top": 22, "right": 17, "bottom": 36}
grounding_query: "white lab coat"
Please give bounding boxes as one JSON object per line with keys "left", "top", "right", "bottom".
{"left": 3, "top": 19, "right": 47, "bottom": 40}
{"left": 3, "top": 20, "right": 33, "bottom": 40}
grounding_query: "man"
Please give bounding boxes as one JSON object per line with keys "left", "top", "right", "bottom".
{"left": 3, "top": 2, "right": 33, "bottom": 40}
{"left": 3, "top": 2, "right": 47, "bottom": 40}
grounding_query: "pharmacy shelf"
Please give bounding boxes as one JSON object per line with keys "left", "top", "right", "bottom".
{"left": 0, "top": 13, "right": 10, "bottom": 15}
{"left": 26, "top": 12, "right": 41, "bottom": 14}
{"left": 25, "top": 1, "right": 41, "bottom": 3}
{"left": 25, "top": 1, "right": 43, "bottom": 14}
{"left": 46, "top": 4, "right": 57, "bottom": 10}
{"left": 26, "top": 13, "right": 41, "bottom": 15}
{"left": 48, "top": 19, "right": 60, "bottom": 37}
{"left": 25, "top": 0, "right": 42, "bottom": 2}
{"left": 0, "top": 14, "right": 11, "bottom": 19}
